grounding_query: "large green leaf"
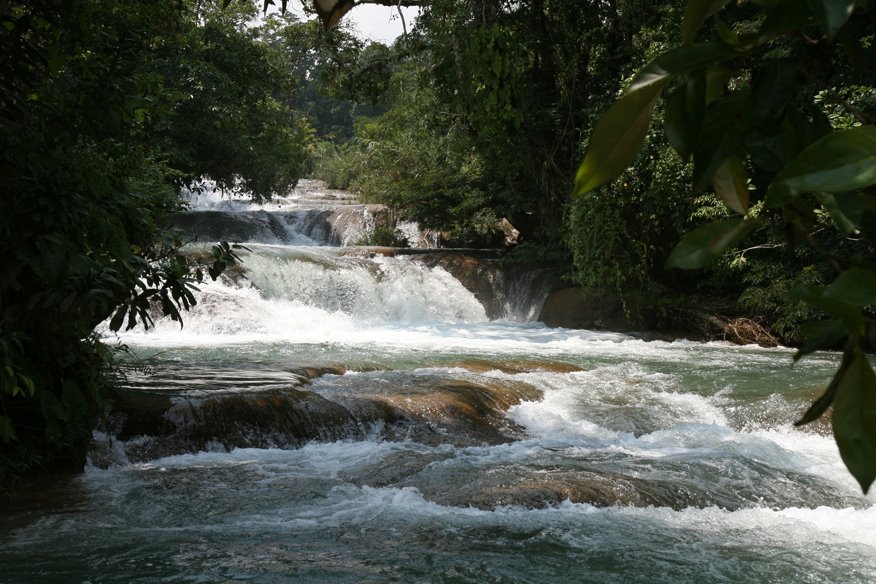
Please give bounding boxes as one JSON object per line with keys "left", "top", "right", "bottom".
{"left": 664, "top": 71, "right": 706, "bottom": 159}
{"left": 824, "top": 267, "right": 876, "bottom": 306}
{"left": 794, "top": 284, "right": 865, "bottom": 333}
{"left": 832, "top": 348, "right": 876, "bottom": 493}
{"left": 693, "top": 89, "right": 750, "bottom": 190}
{"left": 771, "top": 126, "right": 876, "bottom": 195}
{"left": 712, "top": 156, "right": 749, "bottom": 214}
{"left": 804, "top": 0, "right": 856, "bottom": 39}
{"left": 795, "top": 340, "right": 853, "bottom": 423}
{"left": 628, "top": 43, "right": 738, "bottom": 93}
{"left": 794, "top": 319, "right": 848, "bottom": 362}
{"left": 574, "top": 81, "right": 666, "bottom": 195}
{"left": 682, "top": 0, "right": 732, "bottom": 43}
{"left": 666, "top": 218, "right": 757, "bottom": 269}
{"left": 758, "top": 0, "right": 816, "bottom": 40}
{"left": 814, "top": 192, "right": 863, "bottom": 233}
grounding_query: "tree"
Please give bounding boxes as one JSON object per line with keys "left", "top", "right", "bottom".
{"left": 0, "top": 0, "right": 298, "bottom": 482}
{"left": 575, "top": 0, "right": 876, "bottom": 492}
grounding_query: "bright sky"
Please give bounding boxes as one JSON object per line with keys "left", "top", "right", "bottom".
{"left": 281, "top": 1, "right": 419, "bottom": 44}
{"left": 344, "top": 4, "right": 419, "bottom": 44}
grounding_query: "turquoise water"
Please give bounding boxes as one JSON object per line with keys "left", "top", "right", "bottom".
{"left": 2, "top": 244, "right": 873, "bottom": 583}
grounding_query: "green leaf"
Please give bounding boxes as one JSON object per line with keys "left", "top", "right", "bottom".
{"left": 693, "top": 89, "right": 750, "bottom": 191}
{"left": 664, "top": 71, "right": 706, "bottom": 159}
{"left": 750, "top": 59, "right": 802, "bottom": 124}
{"left": 794, "top": 319, "right": 849, "bottom": 362}
{"left": 804, "top": 0, "right": 855, "bottom": 39}
{"left": 824, "top": 267, "right": 876, "bottom": 307}
{"left": 682, "top": 0, "right": 732, "bottom": 44}
{"left": 705, "top": 66, "right": 732, "bottom": 104}
{"left": 629, "top": 43, "right": 737, "bottom": 93}
{"left": 759, "top": 0, "right": 816, "bottom": 40}
{"left": 813, "top": 192, "right": 863, "bottom": 233}
{"left": 575, "top": 81, "right": 666, "bottom": 195}
{"left": 795, "top": 342, "right": 853, "bottom": 424}
{"left": 40, "top": 390, "right": 69, "bottom": 423}
{"left": 0, "top": 415, "right": 17, "bottom": 443}
{"left": 109, "top": 304, "right": 128, "bottom": 332}
{"left": 832, "top": 348, "right": 876, "bottom": 493}
{"left": 770, "top": 126, "right": 876, "bottom": 196}
{"left": 793, "top": 284, "right": 865, "bottom": 333}
{"left": 712, "top": 156, "right": 749, "bottom": 214}
{"left": 666, "top": 218, "right": 756, "bottom": 269}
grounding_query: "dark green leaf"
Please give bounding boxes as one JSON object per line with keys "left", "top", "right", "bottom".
{"left": 771, "top": 126, "right": 876, "bottom": 195}
{"left": 825, "top": 267, "right": 876, "bottom": 307}
{"left": 804, "top": 0, "right": 855, "bottom": 39}
{"left": 40, "top": 390, "right": 69, "bottom": 423}
{"left": 575, "top": 81, "right": 666, "bottom": 195}
{"left": 666, "top": 218, "right": 757, "bottom": 269}
{"left": 795, "top": 342, "right": 853, "bottom": 424}
{"left": 813, "top": 192, "right": 863, "bottom": 233}
{"left": 664, "top": 70, "right": 706, "bottom": 159}
{"left": 832, "top": 348, "right": 876, "bottom": 493}
{"left": 629, "top": 43, "right": 738, "bottom": 93}
{"left": 693, "top": 89, "right": 750, "bottom": 190}
{"left": 0, "top": 415, "right": 16, "bottom": 443}
{"left": 705, "top": 66, "right": 732, "bottom": 104}
{"left": 109, "top": 304, "right": 128, "bottom": 332}
{"left": 712, "top": 156, "right": 749, "bottom": 214}
{"left": 793, "top": 284, "right": 865, "bottom": 333}
{"left": 759, "top": 0, "right": 816, "bottom": 40}
{"left": 794, "top": 319, "right": 849, "bottom": 362}
{"left": 682, "top": 0, "right": 732, "bottom": 44}
{"left": 750, "top": 60, "right": 802, "bottom": 124}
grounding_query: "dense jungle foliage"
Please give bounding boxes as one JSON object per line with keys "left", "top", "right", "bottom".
{"left": 0, "top": 0, "right": 368, "bottom": 482}
{"left": 2, "top": 0, "right": 874, "bottom": 488}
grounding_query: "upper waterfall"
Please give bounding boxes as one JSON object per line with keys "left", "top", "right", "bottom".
{"left": 170, "top": 179, "right": 399, "bottom": 247}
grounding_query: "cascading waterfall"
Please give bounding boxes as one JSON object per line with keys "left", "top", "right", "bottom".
{"left": 2, "top": 180, "right": 874, "bottom": 583}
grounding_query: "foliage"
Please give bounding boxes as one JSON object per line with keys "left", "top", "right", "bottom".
{"left": 155, "top": 4, "right": 310, "bottom": 202}
{"left": 0, "top": 0, "right": 304, "bottom": 482}
{"left": 348, "top": 64, "right": 501, "bottom": 246}
{"left": 575, "top": 0, "right": 876, "bottom": 491}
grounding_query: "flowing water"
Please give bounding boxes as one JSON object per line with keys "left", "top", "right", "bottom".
{"left": 2, "top": 182, "right": 874, "bottom": 583}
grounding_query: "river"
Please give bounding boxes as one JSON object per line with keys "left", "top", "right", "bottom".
{"left": 1, "top": 182, "right": 874, "bottom": 583}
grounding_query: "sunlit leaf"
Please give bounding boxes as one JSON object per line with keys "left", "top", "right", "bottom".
{"left": 666, "top": 218, "right": 756, "bottom": 269}
{"left": 771, "top": 126, "right": 876, "bottom": 195}
{"left": 574, "top": 81, "right": 666, "bottom": 195}
{"left": 832, "top": 348, "right": 876, "bottom": 493}
{"left": 682, "top": 0, "right": 732, "bottom": 43}
{"left": 712, "top": 156, "right": 749, "bottom": 214}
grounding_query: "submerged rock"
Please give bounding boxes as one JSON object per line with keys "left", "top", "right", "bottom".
{"left": 101, "top": 368, "right": 542, "bottom": 462}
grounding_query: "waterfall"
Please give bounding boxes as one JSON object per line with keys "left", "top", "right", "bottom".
{"left": 9, "top": 178, "right": 871, "bottom": 584}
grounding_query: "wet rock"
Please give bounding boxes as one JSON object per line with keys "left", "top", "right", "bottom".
{"left": 538, "top": 287, "right": 644, "bottom": 330}
{"left": 439, "top": 358, "right": 584, "bottom": 374}
{"left": 332, "top": 376, "right": 542, "bottom": 447}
